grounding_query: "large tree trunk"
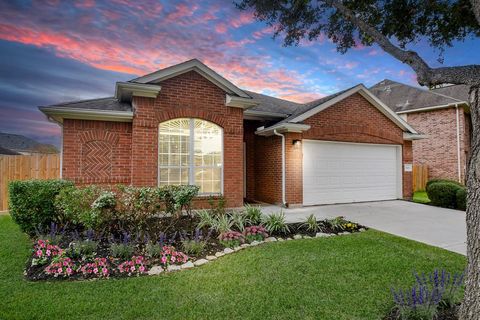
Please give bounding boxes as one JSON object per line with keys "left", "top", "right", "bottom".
{"left": 460, "top": 85, "right": 480, "bottom": 319}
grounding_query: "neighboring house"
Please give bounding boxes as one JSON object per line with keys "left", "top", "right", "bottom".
{"left": 0, "top": 146, "right": 20, "bottom": 155}
{"left": 0, "top": 132, "right": 59, "bottom": 155}
{"left": 370, "top": 80, "right": 471, "bottom": 183}
{"left": 40, "top": 59, "right": 421, "bottom": 208}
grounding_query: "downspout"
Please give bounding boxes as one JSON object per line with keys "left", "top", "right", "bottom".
{"left": 273, "top": 129, "right": 286, "bottom": 207}
{"left": 455, "top": 104, "right": 462, "bottom": 183}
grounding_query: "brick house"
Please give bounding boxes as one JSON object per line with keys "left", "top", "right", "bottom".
{"left": 40, "top": 59, "right": 421, "bottom": 208}
{"left": 370, "top": 80, "right": 471, "bottom": 183}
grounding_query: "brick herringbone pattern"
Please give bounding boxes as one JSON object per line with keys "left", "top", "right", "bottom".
{"left": 81, "top": 141, "right": 112, "bottom": 179}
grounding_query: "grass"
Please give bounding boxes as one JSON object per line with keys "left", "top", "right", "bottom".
{"left": 0, "top": 216, "right": 465, "bottom": 320}
{"left": 413, "top": 191, "right": 431, "bottom": 204}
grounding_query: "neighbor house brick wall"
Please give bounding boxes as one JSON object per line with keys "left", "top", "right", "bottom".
{"left": 406, "top": 107, "right": 469, "bottom": 182}
{"left": 131, "top": 71, "right": 244, "bottom": 208}
{"left": 62, "top": 119, "right": 132, "bottom": 185}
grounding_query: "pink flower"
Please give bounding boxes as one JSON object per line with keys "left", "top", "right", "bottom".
{"left": 46, "top": 250, "right": 51, "bottom": 256}
{"left": 161, "top": 256, "right": 167, "bottom": 264}
{"left": 93, "top": 268, "right": 98, "bottom": 274}
{"left": 36, "top": 249, "right": 43, "bottom": 257}
{"left": 171, "top": 256, "right": 176, "bottom": 263}
{"left": 102, "top": 268, "right": 108, "bottom": 275}
{"left": 130, "top": 266, "right": 136, "bottom": 272}
{"left": 139, "top": 266, "right": 145, "bottom": 272}
{"left": 66, "top": 267, "right": 72, "bottom": 275}
{"left": 57, "top": 267, "right": 62, "bottom": 273}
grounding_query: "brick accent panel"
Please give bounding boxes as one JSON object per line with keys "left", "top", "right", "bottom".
{"left": 131, "top": 71, "right": 244, "bottom": 207}
{"left": 406, "top": 107, "right": 470, "bottom": 182}
{"left": 62, "top": 119, "right": 132, "bottom": 184}
{"left": 403, "top": 140, "right": 413, "bottom": 199}
{"left": 244, "top": 121, "right": 257, "bottom": 201}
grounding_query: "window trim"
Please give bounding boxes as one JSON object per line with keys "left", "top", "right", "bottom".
{"left": 157, "top": 118, "right": 224, "bottom": 196}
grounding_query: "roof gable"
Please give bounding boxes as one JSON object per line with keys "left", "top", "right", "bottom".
{"left": 130, "top": 59, "right": 250, "bottom": 98}
{"left": 288, "top": 84, "right": 417, "bottom": 133}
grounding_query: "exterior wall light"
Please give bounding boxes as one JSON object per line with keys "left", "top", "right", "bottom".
{"left": 292, "top": 139, "right": 301, "bottom": 145}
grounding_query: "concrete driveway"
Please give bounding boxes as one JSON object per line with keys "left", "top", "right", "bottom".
{"left": 262, "top": 200, "right": 466, "bottom": 255}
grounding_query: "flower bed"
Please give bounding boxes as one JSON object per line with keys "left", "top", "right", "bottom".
{"left": 12, "top": 180, "right": 365, "bottom": 281}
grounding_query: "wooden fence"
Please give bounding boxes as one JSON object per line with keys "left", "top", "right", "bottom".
{"left": 0, "top": 154, "right": 60, "bottom": 212}
{"left": 412, "top": 164, "right": 429, "bottom": 192}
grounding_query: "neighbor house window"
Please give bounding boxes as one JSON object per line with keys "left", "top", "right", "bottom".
{"left": 158, "top": 118, "right": 223, "bottom": 194}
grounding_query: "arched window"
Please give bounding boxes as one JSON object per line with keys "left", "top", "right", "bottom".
{"left": 158, "top": 118, "right": 223, "bottom": 194}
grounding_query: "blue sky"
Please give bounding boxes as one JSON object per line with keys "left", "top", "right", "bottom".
{"left": 0, "top": 0, "right": 479, "bottom": 146}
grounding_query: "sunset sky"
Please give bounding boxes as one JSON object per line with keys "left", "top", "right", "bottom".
{"left": 1, "top": 0, "right": 479, "bottom": 146}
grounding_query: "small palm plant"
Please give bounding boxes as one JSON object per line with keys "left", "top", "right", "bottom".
{"left": 262, "top": 211, "right": 289, "bottom": 234}
{"left": 301, "top": 214, "right": 320, "bottom": 233}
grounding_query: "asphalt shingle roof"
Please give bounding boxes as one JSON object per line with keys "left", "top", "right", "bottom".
{"left": 370, "top": 79, "right": 463, "bottom": 113}
{"left": 431, "top": 84, "right": 470, "bottom": 102}
{"left": 244, "top": 90, "right": 302, "bottom": 115}
{"left": 0, "top": 146, "right": 20, "bottom": 155}
{"left": 41, "top": 97, "right": 132, "bottom": 112}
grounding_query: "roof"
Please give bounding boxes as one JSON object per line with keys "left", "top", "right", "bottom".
{"left": 0, "top": 146, "right": 20, "bottom": 155}
{"left": 256, "top": 84, "right": 418, "bottom": 136}
{"left": 370, "top": 79, "right": 464, "bottom": 113}
{"left": 0, "top": 132, "right": 58, "bottom": 154}
{"left": 431, "top": 84, "right": 470, "bottom": 102}
{"left": 41, "top": 97, "right": 131, "bottom": 112}
{"left": 244, "top": 90, "right": 302, "bottom": 116}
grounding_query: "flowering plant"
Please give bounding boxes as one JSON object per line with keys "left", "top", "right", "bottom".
{"left": 218, "top": 231, "right": 245, "bottom": 248}
{"left": 117, "top": 256, "right": 149, "bottom": 276}
{"left": 79, "top": 258, "right": 110, "bottom": 278}
{"left": 243, "top": 226, "right": 268, "bottom": 243}
{"left": 158, "top": 246, "right": 188, "bottom": 267}
{"left": 32, "top": 239, "right": 64, "bottom": 265}
{"left": 44, "top": 257, "right": 75, "bottom": 277}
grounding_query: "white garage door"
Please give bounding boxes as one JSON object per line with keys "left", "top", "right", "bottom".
{"left": 303, "top": 141, "right": 401, "bottom": 205}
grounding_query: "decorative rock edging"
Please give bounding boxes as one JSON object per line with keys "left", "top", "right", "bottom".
{"left": 148, "top": 228, "right": 367, "bottom": 276}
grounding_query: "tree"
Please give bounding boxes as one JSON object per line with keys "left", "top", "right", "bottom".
{"left": 236, "top": 0, "right": 480, "bottom": 318}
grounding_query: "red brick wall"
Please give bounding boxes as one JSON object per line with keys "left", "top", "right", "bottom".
{"left": 62, "top": 119, "right": 132, "bottom": 184}
{"left": 253, "top": 135, "right": 282, "bottom": 204}
{"left": 131, "top": 71, "right": 244, "bottom": 207}
{"left": 406, "top": 107, "right": 467, "bottom": 182}
{"left": 403, "top": 140, "right": 413, "bottom": 199}
{"left": 244, "top": 121, "right": 257, "bottom": 201}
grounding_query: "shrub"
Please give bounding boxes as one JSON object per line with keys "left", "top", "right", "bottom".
{"left": 158, "top": 185, "right": 200, "bottom": 217}
{"left": 456, "top": 188, "right": 467, "bottom": 211}
{"left": 55, "top": 185, "right": 102, "bottom": 230}
{"left": 243, "top": 225, "right": 268, "bottom": 243}
{"left": 301, "top": 214, "right": 320, "bottom": 233}
{"left": 31, "top": 239, "right": 64, "bottom": 266}
{"left": 158, "top": 246, "right": 188, "bottom": 267}
{"left": 244, "top": 204, "right": 263, "bottom": 225}
{"left": 78, "top": 257, "right": 110, "bottom": 278}
{"left": 219, "top": 231, "right": 245, "bottom": 248}
{"left": 229, "top": 211, "right": 247, "bottom": 231}
{"left": 44, "top": 257, "right": 75, "bottom": 277}
{"left": 325, "top": 216, "right": 358, "bottom": 232}
{"left": 180, "top": 229, "right": 210, "bottom": 255}
{"left": 212, "top": 214, "right": 234, "bottom": 233}
{"left": 145, "top": 242, "right": 163, "bottom": 258}
{"left": 68, "top": 239, "right": 98, "bottom": 260}
{"left": 110, "top": 233, "right": 135, "bottom": 260}
{"left": 35, "top": 222, "right": 65, "bottom": 245}
{"left": 9, "top": 179, "right": 73, "bottom": 235}
{"left": 426, "top": 182, "right": 463, "bottom": 209}
{"left": 207, "top": 196, "right": 227, "bottom": 216}
{"left": 196, "top": 209, "right": 216, "bottom": 229}
{"left": 425, "top": 179, "right": 463, "bottom": 191}
{"left": 117, "top": 256, "right": 148, "bottom": 276}
{"left": 262, "top": 212, "right": 289, "bottom": 234}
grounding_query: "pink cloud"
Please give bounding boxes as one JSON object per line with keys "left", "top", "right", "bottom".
{"left": 74, "top": 0, "right": 95, "bottom": 8}
{"left": 252, "top": 26, "right": 275, "bottom": 39}
{"left": 165, "top": 3, "right": 198, "bottom": 22}
{"left": 215, "top": 23, "right": 228, "bottom": 34}
{"left": 229, "top": 11, "right": 255, "bottom": 28}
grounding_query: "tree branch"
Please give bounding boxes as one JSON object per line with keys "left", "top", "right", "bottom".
{"left": 471, "top": 0, "right": 480, "bottom": 26}
{"left": 329, "top": 0, "right": 480, "bottom": 86}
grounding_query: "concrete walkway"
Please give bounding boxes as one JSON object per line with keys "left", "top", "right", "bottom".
{"left": 262, "top": 200, "right": 466, "bottom": 255}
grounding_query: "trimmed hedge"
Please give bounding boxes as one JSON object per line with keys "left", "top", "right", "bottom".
{"left": 9, "top": 179, "right": 74, "bottom": 235}
{"left": 425, "top": 179, "right": 466, "bottom": 210}
{"left": 456, "top": 188, "right": 467, "bottom": 211}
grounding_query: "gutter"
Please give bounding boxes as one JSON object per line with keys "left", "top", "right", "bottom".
{"left": 273, "top": 129, "right": 287, "bottom": 207}
{"left": 455, "top": 104, "right": 462, "bottom": 182}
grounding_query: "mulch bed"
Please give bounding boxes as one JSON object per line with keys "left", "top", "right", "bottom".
{"left": 384, "top": 305, "right": 459, "bottom": 320}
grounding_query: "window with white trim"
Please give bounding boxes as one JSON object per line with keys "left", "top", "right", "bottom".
{"left": 158, "top": 118, "right": 223, "bottom": 194}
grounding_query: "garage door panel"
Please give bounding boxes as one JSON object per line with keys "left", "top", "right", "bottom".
{"left": 303, "top": 141, "right": 400, "bottom": 205}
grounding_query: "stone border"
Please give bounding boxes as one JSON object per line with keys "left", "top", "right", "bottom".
{"left": 147, "top": 228, "right": 367, "bottom": 276}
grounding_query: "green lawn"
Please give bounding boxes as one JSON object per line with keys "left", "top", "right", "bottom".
{"left": 413, "top": 191, "right": 431, "bottom": 204}
{"left": 0, "top": 216, "right": 465, "bottom": 320}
